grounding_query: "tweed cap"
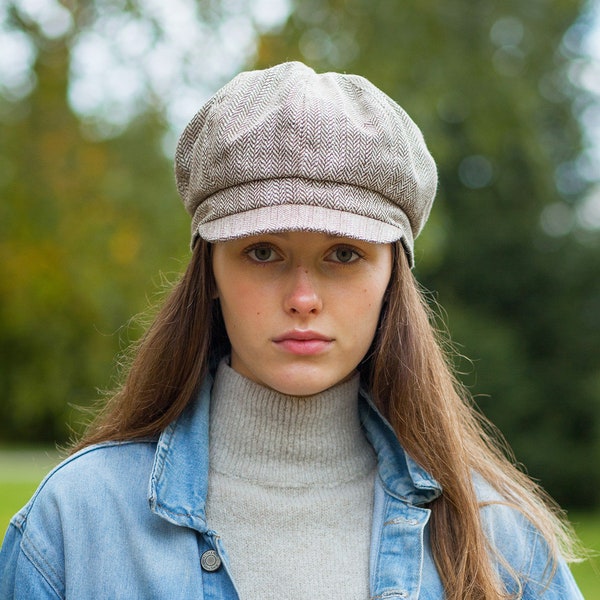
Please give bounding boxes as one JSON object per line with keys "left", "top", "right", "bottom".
{"left": 175, "top": 61, "right": 437, "bottom": 266}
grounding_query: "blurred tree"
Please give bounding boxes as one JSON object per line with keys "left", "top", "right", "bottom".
{"left": 254, "top": 0, "right": 600, "bottom": 506}
{"left": 0, "top": 3, "right": 189, "bottom": 443}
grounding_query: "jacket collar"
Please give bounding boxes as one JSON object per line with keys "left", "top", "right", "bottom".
{"left": 148, "top": 375, "right": 213, "bottom": 532}
{"left": 358, "top": 386, "right": 441, "bottom": 505}
{"left": 149, "top": 375, "right": 441, "bottom": 530}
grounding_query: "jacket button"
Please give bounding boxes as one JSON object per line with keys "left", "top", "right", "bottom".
{"left": 200, "top": 549, "right": 222, "bottom": 572}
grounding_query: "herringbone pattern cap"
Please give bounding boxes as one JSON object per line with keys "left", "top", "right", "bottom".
{"left": 175, "top": 61, "right": 437, "bottom": 266}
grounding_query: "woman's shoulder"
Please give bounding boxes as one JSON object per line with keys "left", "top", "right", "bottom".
{"left": 13, "top": 439, "right": 158, "bottom": 529}
{"left": 472, "top": 474, "right": 583, "bottom": 599}
{"left": 0, "top": 439, "right": 161, "bottom": 598}
{"left": 473, "top": 474, "right": 548, "bottom": 560}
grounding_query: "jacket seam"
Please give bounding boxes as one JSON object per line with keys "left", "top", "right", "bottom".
{"left": 20, "top": 529, "right": 63, "bottom": 599}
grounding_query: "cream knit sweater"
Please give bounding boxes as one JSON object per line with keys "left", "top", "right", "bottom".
{"left": 205, "top": 361, "right": 377, "bottom": 599}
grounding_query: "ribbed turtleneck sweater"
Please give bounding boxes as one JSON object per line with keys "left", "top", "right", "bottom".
{"left": 205, "top": 360, "right": 377, "bottom": 600}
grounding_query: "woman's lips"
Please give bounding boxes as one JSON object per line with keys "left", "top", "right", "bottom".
{"left": 272, "top": 331, "right": 333, "bottom": 355}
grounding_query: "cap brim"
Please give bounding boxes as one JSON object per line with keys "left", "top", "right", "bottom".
{"left": 190, "top": 177, "right": 415, "bottom": 266}
{"left": 198, "top": 204, "right": 406, "bottom": 243}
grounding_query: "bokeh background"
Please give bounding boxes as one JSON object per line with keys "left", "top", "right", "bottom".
{"left": 1, "top": 0, "right": 599, "bottom": 519}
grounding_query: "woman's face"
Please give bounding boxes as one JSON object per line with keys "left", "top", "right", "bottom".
{"left": 212, "top": 231, "right": 393, "bottom": 396}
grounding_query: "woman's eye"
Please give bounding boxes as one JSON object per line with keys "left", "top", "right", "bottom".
{"left": 328, "top": 247, "right": 361, "bottom": 264}
{"left": 246, "top": 246, "right": 279, "bottom": 262}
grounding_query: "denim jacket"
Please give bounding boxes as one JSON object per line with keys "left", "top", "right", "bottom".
{"left": 0, "top": 376, "right": 583, "bottom": 599}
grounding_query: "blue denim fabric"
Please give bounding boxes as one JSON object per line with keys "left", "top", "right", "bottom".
{"left": 0, "top": 376, "right": 583, "bottom": 599}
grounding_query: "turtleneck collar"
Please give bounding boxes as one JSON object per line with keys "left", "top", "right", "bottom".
{"left": 208, "top": 359, "right": 376, "bottom": 487}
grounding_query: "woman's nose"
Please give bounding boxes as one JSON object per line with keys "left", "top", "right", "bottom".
{"left": 283, "top": 267, "right": 323, "bottom": 316}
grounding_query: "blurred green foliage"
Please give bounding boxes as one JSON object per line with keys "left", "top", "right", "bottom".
{"left": 0, "top": 5, "right": 190, "bottom": 442}
{"left": 1, "top": 0, "right": 599, "bottom": 507}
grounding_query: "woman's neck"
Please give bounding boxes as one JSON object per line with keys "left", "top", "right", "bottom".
{"left": 209, "top": 360, "right": 376, "bottom": 486}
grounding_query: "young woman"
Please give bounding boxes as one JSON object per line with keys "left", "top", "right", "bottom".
{"left": 0, "top": 62, "right": 583, "bottom": 599}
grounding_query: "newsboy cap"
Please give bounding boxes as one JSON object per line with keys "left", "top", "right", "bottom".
{"left": 175, "top": 61, "right": 437, "bottom": 267}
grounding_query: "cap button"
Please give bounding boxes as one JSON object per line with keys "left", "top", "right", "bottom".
{"left": 200, "top": 549, "right": 222, "bottom": 572}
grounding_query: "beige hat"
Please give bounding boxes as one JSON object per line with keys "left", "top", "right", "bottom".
{"left": 175, "top": 61, "right": 437, "bottom": 267}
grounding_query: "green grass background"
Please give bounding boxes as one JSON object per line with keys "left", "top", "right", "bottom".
{"left": 1, "top": 449, "right": 598, "bottom": 597}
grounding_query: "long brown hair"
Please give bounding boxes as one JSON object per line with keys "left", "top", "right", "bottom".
{"left": 73, "top": 239, "right": 579, "bottom": 599}
{"left": 365, "top": 245, "right": 579, "bottom": 598}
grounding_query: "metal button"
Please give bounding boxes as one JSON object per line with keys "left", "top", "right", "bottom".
{"left": 200, "top": 549, "right": 221, "bottom": 572}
